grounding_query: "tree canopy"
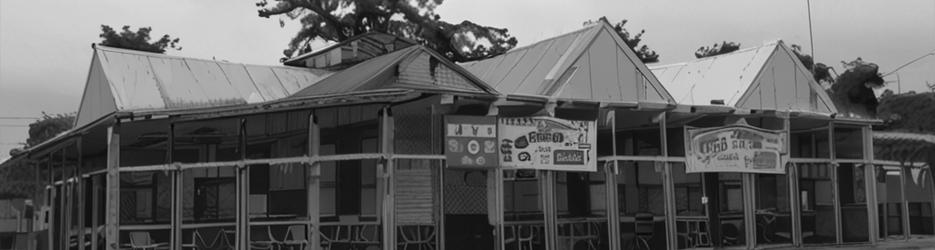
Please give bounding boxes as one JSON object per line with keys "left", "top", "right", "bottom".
{"left": 256, "top": 0, "right": 517, "bottom": 62}
{"left": 99, "top": 25, "right": 181, "bottom": 53}
{"left": 695, "top": 41, "right": 741, "bottom": 58}
{"left": 827, "top": 58, "right": 885, "bottom": 118}
{"left": 587, "top": 17, "right": 659, "bottom": 63}
{"left": 790, "top": 44, "right": 834, "bottom": 85}
{"left": 9, "top": 113, "right": 75, "bottom": 156}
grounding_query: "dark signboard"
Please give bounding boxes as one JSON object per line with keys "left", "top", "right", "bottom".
{"left": 444, "top": 115, "right": 498, "bottom": 168}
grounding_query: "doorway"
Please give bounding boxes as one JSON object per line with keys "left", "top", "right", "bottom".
{"left": 443, "top": 169, "right": 495, "bottom": 250}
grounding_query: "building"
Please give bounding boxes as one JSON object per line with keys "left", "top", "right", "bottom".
{"left": 0, "top": 20, "right": 932, "bottom": 250}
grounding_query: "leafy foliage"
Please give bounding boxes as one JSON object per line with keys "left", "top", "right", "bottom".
{"left": 695, "top": 41, "right": 741, "bottom": 58}
{"left": 790, "top": 44, "right": 834, "bottom": 85}
{"left": 877, "top": 90, "right": 935, "bottom": 132}
{"left": 827, "top": 58, "right": 885, "bottom": 118}
{"left": 586, "top": 17, "right": 659, "bottom": 63}
{"left": 256, "top": 0, "right": 517, "bottom": 62}
{"left": 99, "top": 25, "right": 181, "bottom": 53}
{"left": 0, "top": 159, "right": 40, "bottom": 199}
{"left": 26, "top": 113, "right": 74, "bottom": 149}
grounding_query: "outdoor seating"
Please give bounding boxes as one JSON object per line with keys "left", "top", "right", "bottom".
{"left": 631, "top": 213, "right": 654, "bottom": 250}
{"left": 397, "top": 224, "right": 436, "bottom": 250}
{"left": 279, "top": 225, "right": 309, "bottom": 250}
{"left": 122, "top": 231, "right": 169, "bottom": 250}
{"left": 249, "top": 226, "right": 279, "bottom": 250}
{"left": 181, "top": 230, "right": 209, "bottom": 250}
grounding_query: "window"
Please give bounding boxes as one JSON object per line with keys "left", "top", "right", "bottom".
{"left": 119, "top": 172, "right": 171, "bottom": 224}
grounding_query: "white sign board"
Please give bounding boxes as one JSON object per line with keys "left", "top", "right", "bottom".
{"left": 498, "top": 117, "right": 597, "bottom": 172}
{"left": 685, "top": 124, "right": 787, "bottom": 174}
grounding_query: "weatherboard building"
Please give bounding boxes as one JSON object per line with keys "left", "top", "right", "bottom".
{"left": 0, "top": 21, "right": 932, "bottom": 250}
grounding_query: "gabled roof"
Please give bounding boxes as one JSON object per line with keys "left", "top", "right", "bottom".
{"left": 75, "top": 45, "right": 334, "bottom": 128}
{"left": 288, "top": 45, "right": 498, "bottom": 100}
{"left": 651, "top": 41, "right": 838, "bottom": 114}
{"left": 461, "top": 21, "right": 675, "bottom": 105}
{"left": 283, "top": 32, "right": 417, "bottom": 69}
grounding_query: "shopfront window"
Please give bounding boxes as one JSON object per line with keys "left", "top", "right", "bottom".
{"left": 672, "top": 163, "right": 706, "bottom": 249}
{"left": 503, "top": 169, "right": 545, "bottom": 250}
{"left": 797, "top": 163, "right": 837, "bottom": 244}
{"left": 876, "top": 165, "right": 904, "bottom": 240}
{"left": 555, "top": 170, "right": 608, "bottom": 250}
{"left": 754, "top": 171, "right": 792, "bottom": 246}
{"left": 713, "top": 173, "right": 745, "bottom": 247}
{"left": 174, "top": 118, "right": 241, "bottom": 249}
{"left": 615, "top": 111, "right": 663, "bottom": 156}
{"left": 791, "top": 129, "right": 830, "bottom": 158}
{"left": 904, "top": 165, "right": 935, "bottom": 236}
{"left": 617, "top": 161, "right": 667, "bottom": 250}
{"left": 834, "top": 126, "right": 864, "bottom": 160}
{"left": 838, "top": 163, "right": 869, "bottom": 243}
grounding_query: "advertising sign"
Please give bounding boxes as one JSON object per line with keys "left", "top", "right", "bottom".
{"left": 685, "top": 123, "right": 787, "bottom": 174}
{"left": 445, "top": 115, "right": 498, "bottom": 168}
{"left": 498, "top": 117, "right": 597, "bottom": 172}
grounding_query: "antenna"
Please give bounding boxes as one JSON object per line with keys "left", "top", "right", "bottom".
{"left": 807, "top": 0, "right": 816, "bottom": 75}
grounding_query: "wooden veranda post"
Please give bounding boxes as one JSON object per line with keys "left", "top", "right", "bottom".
{"left": 380, "top": 106, "right": 396, "bottom": 250}
{"left": 105, "top": 122, "right": 120, "bottom": 250}
{"left": 308, "top": 113, "right": 320, "bottom": 250}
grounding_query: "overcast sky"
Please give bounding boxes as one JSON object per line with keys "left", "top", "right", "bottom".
{"left": 1, "top": 0, "right": 934, "bottom": 160}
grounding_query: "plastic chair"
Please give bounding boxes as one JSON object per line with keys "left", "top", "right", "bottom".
{"left": 632, "top": 213, "right": 655, "bottom": 250}
{"left": 250, "top": 226, "right": 278, "bottom": 250}
{"left": 181, "top": 230, "right": 210, "bottom": 250}
{"left": 281, "top": 225, "right": 309, "bottom": 250}
{"left": 124, "top": 231, "right": 169, "bottom": 250}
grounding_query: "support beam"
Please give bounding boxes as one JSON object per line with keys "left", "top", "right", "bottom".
{"left": 380, "top": 107, "right": 396, "bottom": 250}
{"left": 77, "top": 137, "right": 86, "bottom": 250}
{"left": 169, "top": 123, "right": 182, "bottom": 250}
{"left": 105, "top": 123, "right": 121, "bottom": 250}
{"left": 307, "top": 113, "right": 320, "bottom": 250}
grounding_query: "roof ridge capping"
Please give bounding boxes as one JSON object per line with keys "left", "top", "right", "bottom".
{"left": 93, "top": 44, "right": 318, "bottom": 71}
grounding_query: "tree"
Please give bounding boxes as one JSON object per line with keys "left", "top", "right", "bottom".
{"left": 99, "top": 25, "right": 181, "bottom": 53}
{"left": 827, "top": 58, "right": 885, "bottom": 118}
{"left": 586, "top": 17, "right": 659, "bottom": 63}
{"left": 256, "top": 0, "right": 517, "bottom": 62}
{"left": 790, "top": 44, "right": 834, "bottom": 85}
{"left": 695, "top": 41, "right": 741, "bottom": 58}
{"left": 9, "top": 112, "right": 75, "bottom": 156}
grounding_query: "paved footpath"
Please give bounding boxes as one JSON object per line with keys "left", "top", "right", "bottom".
{"left": 774, "top": 238, "right": 935, "bottom": 250}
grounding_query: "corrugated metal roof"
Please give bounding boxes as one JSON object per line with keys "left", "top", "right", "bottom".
{"left": 289, "top": 45, "right": 498, "bottom": 99}
{"left": 650, "top": 41, "right": 837, "bottom": 114}
{"left": 75, "top": 45, "right": 333, "bottom": 128}
{"left": 651, "top": 42, "right": 776, "bottom": 106}
{"left": 461, "top": 22, "right": 674, "bottom": 104}
{"left": 283, "top": 32, "right": 418, "bottom": 68}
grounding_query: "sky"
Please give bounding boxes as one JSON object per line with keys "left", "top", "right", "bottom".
{"left": 1, "top": 0, "right": 934, "bottom": 160}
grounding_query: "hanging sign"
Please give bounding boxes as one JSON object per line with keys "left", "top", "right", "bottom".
{"left": 498, "top": 117, "right": 597, "bottom": 172}
{"left": 445, "top": 115, "right": 499, "bottom": 168}
{"left": 685, "top": 123, "right": 787, "bottom": 174}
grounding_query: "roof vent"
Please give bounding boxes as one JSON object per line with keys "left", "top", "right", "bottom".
{"left": 283, "top": 33, "right": 416, "bottom": 70}
{"left": 710, "top": 99, "right": 725, "bottom": 105}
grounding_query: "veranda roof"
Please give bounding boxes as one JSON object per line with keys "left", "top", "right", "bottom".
{"left": 650, "top": 41, "right": 838, "bottom": 114}
{"left": 75, "top": 45, "right": 334, "bottom": 128}
{"left": 461, "top": 21, "right": 675, "bottom": 106}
